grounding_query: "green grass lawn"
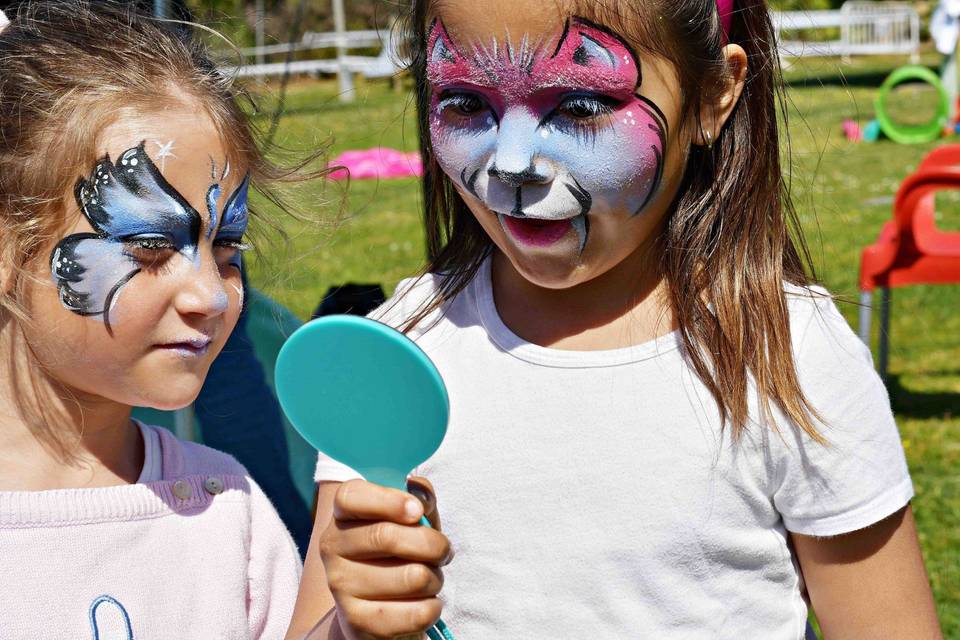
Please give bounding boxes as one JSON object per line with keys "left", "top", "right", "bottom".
{"left": 243, "top": 56, "right": 960, "bottom": 633}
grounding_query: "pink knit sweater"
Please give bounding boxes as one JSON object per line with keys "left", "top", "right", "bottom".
{"left": 0, "top": 423, "right": 301, "bottom": 639}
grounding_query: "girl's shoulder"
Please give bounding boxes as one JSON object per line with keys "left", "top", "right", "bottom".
{"left": 769, "top": 284, "right": 912, "bottom": 537}
{"left": 783, "top": 283, "right": 874, "bottom": 372}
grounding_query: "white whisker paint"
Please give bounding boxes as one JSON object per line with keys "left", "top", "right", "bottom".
{"left": 231, "top": 282, "right": 244, "bottom": 310}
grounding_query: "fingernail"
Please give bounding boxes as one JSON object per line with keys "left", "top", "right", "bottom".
{"left": 442, "top": 547, "right": 455, "bottom": 566}
{"left": 404, "top": 498, "right": 421, "bottom": 520}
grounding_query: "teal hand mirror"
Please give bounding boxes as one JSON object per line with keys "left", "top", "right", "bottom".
{"left": 274, "top": 315, "right": 449, "bottom": 491}
{"left": 275, "top": 315, "right": 458, "bottom": 640}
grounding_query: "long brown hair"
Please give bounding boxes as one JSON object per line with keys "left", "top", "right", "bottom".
{"left": 398, "top": 0, "right": 825, "bottom": 443}
{"left": 0, "top": 0, "right": 323, "bottom": 457}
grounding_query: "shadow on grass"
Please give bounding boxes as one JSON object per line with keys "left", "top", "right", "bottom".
{"left": 886, "top": 374, "right": 959, "bottom": 420}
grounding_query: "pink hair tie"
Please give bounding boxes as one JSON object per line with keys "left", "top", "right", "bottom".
{"left": 717, "top": 0, "right": 733, "bottom": 43}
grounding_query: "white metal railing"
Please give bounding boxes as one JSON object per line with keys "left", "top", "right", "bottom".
{"left": 772, "top": 1, "right": 920, "bottom": 61}
{"left": 223, "top": 0, "right": 919, "bottom": 91}
{"left": 233, "top": 30, "right": 383, "bottom": 59}
{"left": 220, "top": 27, "right": 403, "bottom": 101}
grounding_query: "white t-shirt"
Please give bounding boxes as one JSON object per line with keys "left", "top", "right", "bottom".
{"left": 315, "top": 259, "right": 913, "bottom": 639}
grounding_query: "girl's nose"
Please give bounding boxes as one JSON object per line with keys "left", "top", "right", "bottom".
{"left": 174, "top": 257, "right": 230, "bottom": 318}
{"left": 489, "top": 110, "right": 554, "bottom": 186}
{"left": 487, "top": 164, "right": 551, "bottom": 187}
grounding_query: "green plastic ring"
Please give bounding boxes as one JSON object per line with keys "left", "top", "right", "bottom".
{"left": 875, "top": 65, "right": 949, "bottom": 145}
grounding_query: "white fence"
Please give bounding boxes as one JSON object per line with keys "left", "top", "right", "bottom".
{"left": 224, "top": 0, "right": 921, "bottom": 91}
{"left": 220, "top": 27, "right": 402, "bottom": 101}
{"left": 773, "top": 1, "right": 920, "bottom": 61}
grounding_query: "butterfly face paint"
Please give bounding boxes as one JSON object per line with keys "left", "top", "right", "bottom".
{"left": 216, "top": 173, "right": 250, "bottom": 270}
{"left": 50, "top": 141, "right": 250, "bottom": 329}
{"left": 427, "top": 18, "right": 667, "bottom": 254}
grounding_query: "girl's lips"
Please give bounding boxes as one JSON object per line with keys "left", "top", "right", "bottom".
{"left": 156, "top": 339, "right": 211, "bottom": 357}
{"left": 500, "top": 215, "right": 572, "bottom": 247}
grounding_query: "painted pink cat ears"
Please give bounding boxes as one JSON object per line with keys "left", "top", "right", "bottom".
{"left": 717, "top": 0, "right": 734, "bottom": 43}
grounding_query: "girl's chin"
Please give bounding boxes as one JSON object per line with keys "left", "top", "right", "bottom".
{"left": 136, "top": 392, "right": 201, "bottom": 412}
{"left": 497, "top": 246, "right": 590, "bottom": 290}
{"left": 128, "top": 374, "right": 207, "bottom": 411}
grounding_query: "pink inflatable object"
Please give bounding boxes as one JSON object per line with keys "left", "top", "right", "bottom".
{"left": 328, "top": 148, "right": 423, "bottom": 180}
{"left": 843, "top": 119, "right": 863, "bottom": 142}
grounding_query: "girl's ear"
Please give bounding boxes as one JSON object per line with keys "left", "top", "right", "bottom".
{"left": 694, "top": 44, "right": 748, "bottom": 145}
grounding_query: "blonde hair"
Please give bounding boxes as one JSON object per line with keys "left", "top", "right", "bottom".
{"left": 0, "top": 0, "right": 319, "bottom": 456}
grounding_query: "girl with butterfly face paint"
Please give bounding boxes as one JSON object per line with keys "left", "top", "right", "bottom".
{"left": 38, "top": 112, "right": 249, "bottom": 409}
{"left": 294, "top": 1, "right": 942, "bottom": 639}
{"left": 0, "top": 4, "right": 305, "bottom": 638}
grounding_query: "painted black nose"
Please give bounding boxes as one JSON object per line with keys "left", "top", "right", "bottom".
{"left": 487, "top": 164, "right": 550, "bottom": 187}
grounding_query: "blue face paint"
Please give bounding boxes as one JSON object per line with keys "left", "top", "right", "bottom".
{"left": 206, "top": 183, "right": 222, "bottom": 240}
{"left": 50, "top": 141, "right": 250, "bottom": 329}
{"left": 214, "top": 174, "right": 250, "bottom": 269}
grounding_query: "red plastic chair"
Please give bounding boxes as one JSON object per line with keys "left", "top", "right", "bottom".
{"left": 859, "top": 145, "right": 960, "bottom": 377}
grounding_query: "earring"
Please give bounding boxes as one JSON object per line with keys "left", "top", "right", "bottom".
{"left": 704, "top": 129, "right": 714, "bottom": 150}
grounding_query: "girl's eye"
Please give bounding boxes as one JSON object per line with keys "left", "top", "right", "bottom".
{"left": 559, "top": 95, "right": 617, "bottom": 120}
{"left": 438, "top": 91, "right": 488, "bottom": 118}
{"left": 213, "top": 238, "right": 250, "bottom": 264}
{"left": 123, "top": 235, "right": 176, "bottom": 268}
{"left": 125, "top": 235, "right": 175, "bottom": 251}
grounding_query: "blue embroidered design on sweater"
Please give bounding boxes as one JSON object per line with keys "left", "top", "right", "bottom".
{"left": 89, "top": 594, "right": 134, "bottom": 640}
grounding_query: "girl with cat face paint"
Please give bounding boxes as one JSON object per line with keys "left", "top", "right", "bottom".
{"left": 0, "top": 3, "right": 309, "bottom": 638}
{"left": 291, "top": 1, "right": 942, "bottom": 639}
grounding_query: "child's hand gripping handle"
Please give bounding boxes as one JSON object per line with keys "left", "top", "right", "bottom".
{"left": 321, "top": 478, "right": 456, "bottom": 640}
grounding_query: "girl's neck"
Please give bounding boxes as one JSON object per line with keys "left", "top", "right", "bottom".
{"left": 0, "top": 332, "right": 142, "bottom": 492}
{"left": 491, "top": 242, "right": 675, "bottom": 351}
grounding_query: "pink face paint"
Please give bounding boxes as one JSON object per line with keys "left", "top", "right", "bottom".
{"left": 427, "top": 17, "right": 667, "bottom": 253}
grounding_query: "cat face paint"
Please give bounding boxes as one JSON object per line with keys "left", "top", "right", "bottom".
{"left": 50, "top": 141, "right": 249, "bottom": 329}
{"left": 427, "top": 18, "right": 667, "bottom": 254}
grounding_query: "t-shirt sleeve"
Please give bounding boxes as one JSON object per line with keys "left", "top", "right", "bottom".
{"left": 770, "top": 289, "right": 914, "bottom": 537}
{"left": 247, "top": 477, "right": 302, "bottom": 639}
{"left": 314, "top": 452, "right": 363, "bottom": 483}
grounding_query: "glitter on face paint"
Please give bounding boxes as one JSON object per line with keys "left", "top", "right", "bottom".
{"left": 50, "top": 141, "right": 250, "bottom": 329}
{"left": 427, "top": 17, "right": 668, "bottom": 254}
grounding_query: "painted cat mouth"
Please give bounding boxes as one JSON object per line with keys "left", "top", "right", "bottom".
{"left": 497, "top": 212, "right": 589, "bottom": 252}
{"left": 501, "top": 215, "right": 573, "bottom": 247}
